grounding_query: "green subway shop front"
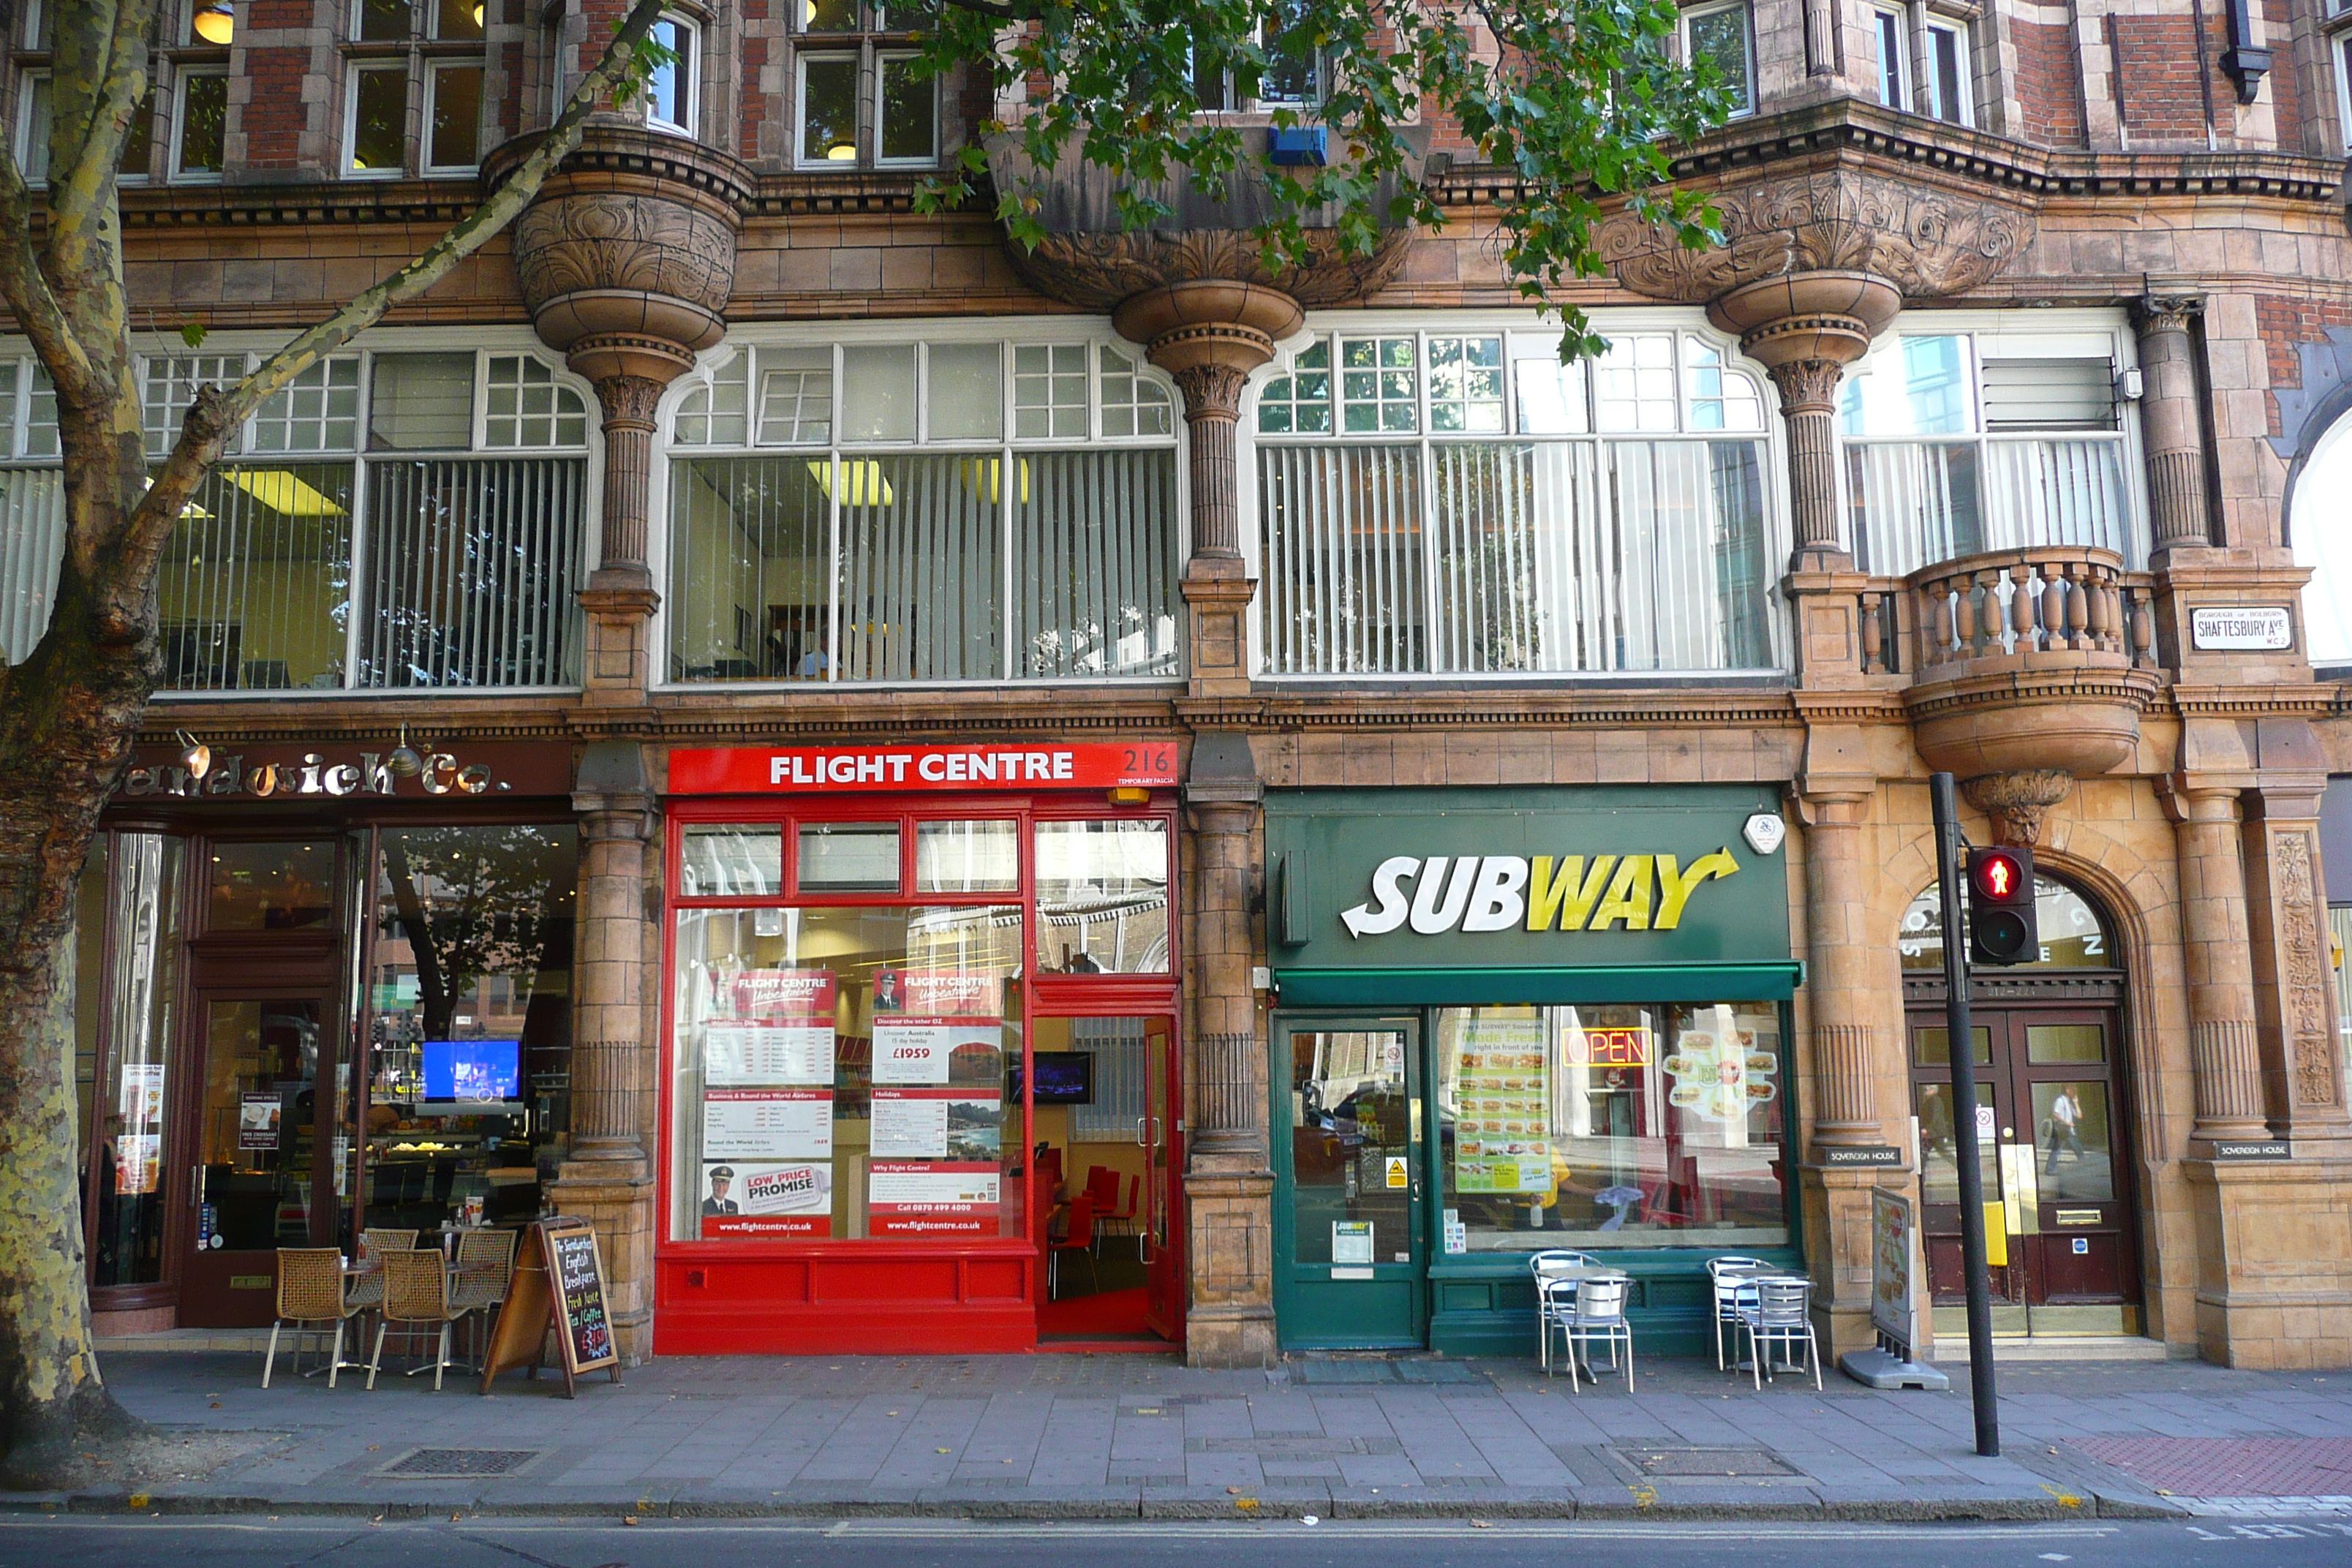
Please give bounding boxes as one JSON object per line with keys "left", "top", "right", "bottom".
{"left": 1265, "top": 787, "right": 1801, "bottom": 1357}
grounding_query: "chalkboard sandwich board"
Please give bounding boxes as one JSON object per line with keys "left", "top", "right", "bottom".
{"left": 478, "top": 1217, "right": 622, "bottom": 1397}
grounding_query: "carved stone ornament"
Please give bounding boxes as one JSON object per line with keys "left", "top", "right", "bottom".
{"left": 1597, "top": 168, "right": 2036, "bottom": 304}
{"left": 1766, "top": 358, "right": 1848, "bottom": 415}
{"left": 2274, "top": 832, "right": 2340, "bottom": 1107}
{"left": 1012, "top": 227, "right": 1411, "bottom": 312}
{"left": 1171, "top": 361, "right": 1254, "bottom": 420}
{"left": 497, "top": 124, "right": 753, "bottom": 372}
{"left": 1961, "top": 769, "right": 2076, "bottom": 848}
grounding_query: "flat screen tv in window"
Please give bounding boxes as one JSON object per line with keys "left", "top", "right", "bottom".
{"left": 418, "top": 1038, "right": 524, "bottom": 1115}
{"left": 1007, "top": 1052, "right": 1093, "bottom": 1105}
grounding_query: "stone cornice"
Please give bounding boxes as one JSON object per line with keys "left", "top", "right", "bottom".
{"left": 1433, "top": 100, "right": 2348, "bottom": 213}
{"left": 2163, "top": 684, "right": 2342, "bottom": 718}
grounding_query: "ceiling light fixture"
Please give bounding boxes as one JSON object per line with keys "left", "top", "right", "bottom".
{"left": 192, "top": 2, "right": 235, "bottom": 46}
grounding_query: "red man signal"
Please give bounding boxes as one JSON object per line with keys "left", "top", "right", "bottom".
{"left": 1966, "top": 846, "right": 2037, "bottom": 965}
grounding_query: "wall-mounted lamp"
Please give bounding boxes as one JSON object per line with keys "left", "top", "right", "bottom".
{"left": 192, "top": 1, "right": 235, "bottom": 46}
{"left": 176, "top": 731, "right": 211, "bottom": 783}
{"left": 1107, "top": 787, "right": 1151, "bottom": 806}
{"left": 387, "top": 724, "right": 426, "bottom": 778}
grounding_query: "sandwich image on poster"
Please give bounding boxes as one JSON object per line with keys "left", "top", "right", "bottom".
{"left": 701, "top": 1088, "right": 834, "bottom": 1161}
{"left": 703, "top": 1019, "right": 837, "bottom": 1086}
{"left": 867, "top": 1160, "right": 1000, "bottom": 1237}
{"left": 701, "top": 1160, "right": 832, "bottom": 1237}
{"left": 870, "top": 1087, "right": 1003, "bottom": 1161}
{"left": 871, "top": 1017, "right": 1002, "bottom": 1085}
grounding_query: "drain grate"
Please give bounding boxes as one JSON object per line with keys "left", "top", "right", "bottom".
{"left": 376, "top": 1447, "right": 542, "bottom": 1479}
{"left": 1626, "top": 1447, "right": 1802, "bottom": 1478}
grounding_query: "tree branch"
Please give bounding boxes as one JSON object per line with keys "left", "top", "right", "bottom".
{"left": 0, "top": 143, "right": 96, "bottom": 407}
{"left": 116, "top": 0, "right": 674, "bottom": 588}
{"left": 48, "top": 0, "right": 154, "bottom": 282}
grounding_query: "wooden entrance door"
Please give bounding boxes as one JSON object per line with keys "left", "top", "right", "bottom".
{"left": 1907, "top": 997, "right": 2141, "bottom": 1335}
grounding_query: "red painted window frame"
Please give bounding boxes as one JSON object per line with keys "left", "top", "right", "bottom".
{"left": 656, "top": 788, "right": 1181, "bottom": 1270}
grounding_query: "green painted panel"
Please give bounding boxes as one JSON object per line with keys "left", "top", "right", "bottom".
{"left": 1274, "top": 963, "right": 1801, "bottom": 1006}
{"left": 1266, "top": 786, "right": 1792, "bottom": 973}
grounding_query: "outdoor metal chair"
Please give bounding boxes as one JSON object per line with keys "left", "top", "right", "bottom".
{"left": 1737, "top": 1275, "right": 1822, "bottom": 1390}
{"left": 262, "top": 1248, "right": 360, "bottom": 1388}
{"left": 1528, "top": 1250, "right": 1602, "bottom": 1374}
{"left": 1551, "top": 1273, "right": 1635, "bottom": 1393}
{"left": 1705, "top": 1255, "right": 1768, "bottom": 1371}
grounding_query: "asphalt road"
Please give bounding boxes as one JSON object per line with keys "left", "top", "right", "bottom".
{"left": 2, "top": 1515, "right": 2351, "bottom": 1568}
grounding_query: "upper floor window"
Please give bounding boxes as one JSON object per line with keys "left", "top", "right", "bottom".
{"left": 664, "top": 334, "right": 1180, "bottom": 685}
{"left": 346, "top": 0, "right": 487, "bottom": 177}
{"left": 645, "top": 12, "right": 700, "bottom": 136}
{"left": 1682, "top": 2, "right": 1756, "bottom": 119}
{"left": 15, "top": 72, "right": 157, "bottom": 186}
{"left": 1840, "top": 329, "right": 2137, "bottom": 575}
{"left": 1253, "top": 325, "right": 1779, "bottom": 677}
{"left": 2329, "top": 3, "right": 2352, "bottom": 146}
{"left": 794, "top": 2, "right": 937, "bottom": 167}
{"left": 0, "top": 342, "right": 595, "bottom": 692}
{"left": 1876, "top": 6, "right": 1972, "bottom": 126}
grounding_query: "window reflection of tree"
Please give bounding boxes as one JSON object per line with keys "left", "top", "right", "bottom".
{"left": 377, "top": 827, "right": 573, "bottom": 1043}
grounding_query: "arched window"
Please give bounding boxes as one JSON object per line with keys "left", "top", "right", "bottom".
{"left": 2291, "top": 408, "right": 2352, "bottom": 671}
{"left": 1898, "top": 872, "right": 2113, "bottom": 970}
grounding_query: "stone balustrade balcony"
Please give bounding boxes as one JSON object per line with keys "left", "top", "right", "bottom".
{"left": 1847, "top": 546, "right": 2166, "bottom": 780}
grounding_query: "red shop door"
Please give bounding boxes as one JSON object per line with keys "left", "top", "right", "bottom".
{"left": 1143, "top": 1016, "right": 1185, "bottom": 1341}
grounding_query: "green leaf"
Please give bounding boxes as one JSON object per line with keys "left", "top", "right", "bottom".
{"left": 179, "top": 322, "right": 206, "bottom": 350}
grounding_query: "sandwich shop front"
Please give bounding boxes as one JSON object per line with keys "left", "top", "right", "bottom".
{"left": 655, "top": 741, "right": 1188, "bottom": 1354}
{"left": 1264, "top": 786, "right": 1801, "bottom": 1356}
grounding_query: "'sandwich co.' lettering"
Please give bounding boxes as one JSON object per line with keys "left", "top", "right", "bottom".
{"left": 113, "top": 740, "right": 577, "bottom": 804}
{"left": 1263, "top": 785, "right": 1805, "bottom": 1360}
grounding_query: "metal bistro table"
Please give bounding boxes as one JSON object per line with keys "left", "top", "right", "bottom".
{"left": 1531, "top": 1263, "right": 1635, "bottom": 1383}
{"left": 1711, "top": 1262, "right": 1814, "bottom": 1375}
{"left": 1534, "top": 1261, "right": 1814, "bottom": 1377}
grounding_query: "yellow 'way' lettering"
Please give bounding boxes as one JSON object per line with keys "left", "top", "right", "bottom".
{"left": 1654, "top": 848, "right": 1741, "bottom": 930}
{"left": 1528, "top": 854, "right": 1618, "bottom": 931}
{"left": 1588, "top": 855, "right": 1654, "bottom": 930}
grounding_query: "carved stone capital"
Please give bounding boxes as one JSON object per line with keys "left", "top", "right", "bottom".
{"left": 1599, "top": 170, "right": 2035, "bottom": 304}
{"left": 1767, "top": 358, "right": 1850, "bottom": 415}
{"left": 1171, "top": 360, "right": 1254, "bottom": 421}
{"left": 1113, "top": 279, "right": 1303, "bottom": 381}
{"left": 592, "top": 372, "right": 668, "bottom": 429}
{"left": 1961, "top": 769, "right": 2076, "bottom": 847}
{"left": 2133, "top": 294, "right": 2206, "bottom": 338}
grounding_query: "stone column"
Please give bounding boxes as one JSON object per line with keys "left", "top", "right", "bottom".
{"left": 2165, "top": 783, "right": 2272, "bottom": 1145}
{"left": 1115, "top": 279, "right": 1304, "bottom": 700}
{"left": 498, "top": 125, "right": 750, "bottom": 701}
{"left": 2242, "top": 782, "right": 2352, "bottom": 1151}
{"left": 550, "top": 740, "right": 660, "bottom": 1360}
{"left": 1707, "top": 271, "right": 1902, "bottom": 573}
{"left": 2134, "top": 295, "right": 2215, "bottom": 554}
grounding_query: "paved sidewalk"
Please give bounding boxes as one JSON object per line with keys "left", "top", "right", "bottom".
{"left": 22, "top": 1349, "right": 2352, "bottom": 1522}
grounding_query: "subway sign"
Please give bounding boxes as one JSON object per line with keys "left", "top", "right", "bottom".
{"left": 1266, "top": 786, "right": 1792, "bottom": 971}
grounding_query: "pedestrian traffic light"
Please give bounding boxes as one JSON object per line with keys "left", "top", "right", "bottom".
{"left": 1967, "top": 845, "right": 2037, "bottom": 966}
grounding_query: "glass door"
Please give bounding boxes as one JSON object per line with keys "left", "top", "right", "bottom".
{"left": 1274, "top": 1016, "right": 1424, "bottom": 1349}
{"left": 1142, "top": 1015, "right": 1182, "bottom": 1339}
{"left": 180, "top": 995, "right": 331, "bottom": 1327}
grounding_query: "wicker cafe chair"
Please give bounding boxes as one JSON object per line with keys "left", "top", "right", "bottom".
{"left": 448, "top": 1228, "right": 519, "bottom": 1368}
{"left": 348, "top": 1227, "right": 420, "bottom": 1315}
{"left": 263, "top": 1248, "right": 361, "bottom": 1388}
{"left": 1705, "top": 1255, "right": 1768, "bottom": 1371}
{"left": 366, "top": 1247, "right": 472, "bottom": 1391}
{"left": 1737, "top": 1275, "right": 1823, "bottom": 1391}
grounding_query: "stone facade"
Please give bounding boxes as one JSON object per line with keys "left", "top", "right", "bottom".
{"left": 24, "top": 0, "right": 2352, "bottom": 1366}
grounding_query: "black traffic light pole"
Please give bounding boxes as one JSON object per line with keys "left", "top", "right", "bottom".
{"left": 1930, "top": 772, "right": 2001, "bottom": 1457}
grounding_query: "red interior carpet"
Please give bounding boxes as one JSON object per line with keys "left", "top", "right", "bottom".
{"left": 1037, "top": 1284, "right": 1151, "bottom": 1338}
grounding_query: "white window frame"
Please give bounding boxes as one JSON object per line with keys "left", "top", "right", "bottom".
{"left": 14, "top": 69, "right": 49, "bottom": 189}
{"left": 1239, "top": 308, "right": 1790, "bottom": 682}
{"left": 650, "top": 323, "right": 1186, "bottom": 690}
{"left": 1874, "top": 7, "right": 1911, "bottom": 110}
{"left": 795, "top": 51, "right": 866, "bottom": 167}
{"left": 1923, "top": 15, "right": 1972, "bottom": 127}
{"left": 423, "top": 57, "right": 486, "bottom": 174}
{"left": 344, "top": 62, "right": 410, "bottom": 178}
{"left": 170, "top": 65, "right": 228, "bottom": 184}
{"left": 1681, "top": 1, "right": 1757, "bottom": 120}
{"left": 2334, "top": 25, "right": 2352, "bottom": 148}
{"left": 873, "top": 50, "right": 938, "bottom": 168}
{"left": 645, "top": 11, "right": 701, "bottom": 137}
{"left": 1832, "top": 312, "right": 2150, "bottom": 573}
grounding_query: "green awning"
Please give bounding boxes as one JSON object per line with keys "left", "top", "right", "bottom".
{"left": 1270, "top": 962, "right": 1803, "bottom": 1007}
